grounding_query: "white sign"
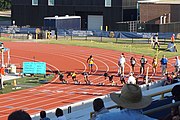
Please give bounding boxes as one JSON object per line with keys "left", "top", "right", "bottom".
{"left": 105, "top": 0, "right": 111, "bottom": 7}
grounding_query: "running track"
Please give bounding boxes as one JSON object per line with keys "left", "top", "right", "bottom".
{"left": 0, "top": 42, "right": 177, "bottom": 120}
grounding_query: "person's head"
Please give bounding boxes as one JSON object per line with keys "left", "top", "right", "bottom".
{"left": 129, "top": 72, "right": 134, "bottom": 76}
{"left": 93, "top": 98, "right": 105, "bottom": 112}
{"left": 55, "top": 108, "right": 63, "bottom": 117}
{"left": 175, "top": 56, "right": 179, "bottom": 59}
{"left": 90, "top": 55, "right": 92, "bottom": 58}
{"left": 163, "top": 55, "right": 166, "bottom": 58}
{"left": 8, "top": 110, "right": 31, "bottom": 120}
{"left": 142, "top": 55, "right": 144, "bottom": 58}
{"left": 172, "top": 85, "right": 180, "bottom": 102}
{"left": 40, "top": 111, "right": 46, "bottom": 119}
{"left": 110, "top": 84, "right": 152, "bottom": 109}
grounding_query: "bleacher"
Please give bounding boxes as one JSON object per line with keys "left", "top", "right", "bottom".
{"left": 31, "top": 81, "right": 180, "bottom": 120}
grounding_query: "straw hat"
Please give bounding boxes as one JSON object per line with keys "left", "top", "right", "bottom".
{"left": 110, "top": 84, "right": 152, "bottom": 109}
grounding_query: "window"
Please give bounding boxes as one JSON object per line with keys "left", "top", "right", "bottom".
{"left": 105, "top": 0, "right": 111, "bottom": 7}
{"left": 48, "top": 0, "right": 54, "bottom": 6}
{"left": 32, "top": 0, "right": 38, "bottom": 6}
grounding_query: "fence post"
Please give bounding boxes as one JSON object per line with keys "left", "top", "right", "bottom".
{"left": 86, "top": 30, "right": 87, "bottom": 40}
{"left": 101, "top": 31, "right": 102, "bottom": 42}
{"left": 71, "top": 30, "right": 73, "bottom": 40}
{"left": 68, "top": 106, "right": 71, "bottom": 113}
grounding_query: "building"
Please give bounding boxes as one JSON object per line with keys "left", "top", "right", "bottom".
{"left": 11, "top": 0, "right": 138, "bottom": 31}
{"left": 138, "top": 0, "right": 180, "bottom": 32}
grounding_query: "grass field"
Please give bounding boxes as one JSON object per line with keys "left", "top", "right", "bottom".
{"left": 40, "top": 39, "right": 180, "bottom": 59}
{"left": 0, "top": 74, "right": 54, "bottom": 94}
{"left": 1, "top": 36, "right": 179, "bottom": 58}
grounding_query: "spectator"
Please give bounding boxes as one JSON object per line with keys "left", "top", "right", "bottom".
{"left": 95, "top": 84, "right": 156, "bottom": 120}
{"left": 160, "top": 55, "right": 168, "bottom": 75}
{"left": 91, "top": 98, "right": 109, "bottom": 120}
{"left": 140, "top": 55, "right": 147, "bottom": 75}
{"left": 118, "top": 53, "right": 126, "bottom": 76}
{"left": 174, "top": 56, "right": 180, "bottom": 73}
{"left": 171, "top": 85, "right": 180, "bottom": 120}
{"left": 40, "top": 110, "right": 50, "bottom": 120}
{"left": 8, "top": 109, "right": 31, "bottom": 120}
{"left": 130, "top": 56, "right": 136, "bottom": 73}
{"left": 153, "top": 33, "right": 160, "bottom": 49}
{"left": 171, "top": 34, "right": 175, "bottom": 43}
{"left": 55, "top": 108, "right": 67, "bottom": 120}
{"left": 127, "top": 72, "right": 136, "bottom": 84}
{"left": 163, "top": 85, "right": 180, "bottom": 120}
{"left": 163, "top": 73, "right": 173, "bottom": 86}
{"left": 150, "top": 35, "right": 154, "bottom": 48}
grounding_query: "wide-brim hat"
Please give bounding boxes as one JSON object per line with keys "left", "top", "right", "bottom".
{"left": 110, "top": 84, "right": 152, "bottom": 109}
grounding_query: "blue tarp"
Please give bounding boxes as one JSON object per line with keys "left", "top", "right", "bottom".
{"left": 167, "top": 42, "right": 177, "bottom": 52}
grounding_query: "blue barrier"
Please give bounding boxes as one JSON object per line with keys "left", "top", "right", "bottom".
{"left": 0, "top": 27, "right": 177, "bottom": 39}
{"left": 56, "top": 29, "right": 176, "bottom": 39}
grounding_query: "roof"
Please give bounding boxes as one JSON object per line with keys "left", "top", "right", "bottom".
{"left": 44, "top": 15, "right": 81, "bottom": 20}
{"left": 138, "top": 0, "right": 180, "bottom": 4}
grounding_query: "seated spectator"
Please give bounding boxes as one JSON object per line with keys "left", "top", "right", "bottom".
{"left": 163, "top": 85, "right": 180, "bottom": 120}
{"left": 8, "top": 109, "right": 31, "bottom": 120}
{"left": 171, "top": 72, "right": 179, "bottom": 84}
{"left": 171, "top": 85, "right": 180, "bottom": 119}
{"left": 96, "top": 84, "right": 157, "bottom": 120}
{"left": 40, "top": 110, "right": 50, "bottom": 120}
{"left": 163, "top": 73, "right": 173, "bottom": 86}
{"left": 55, "top": 108, "right": 67, "bottom": 120}
{"left": 91, "top": 98, "right": 109, "bottom": 120}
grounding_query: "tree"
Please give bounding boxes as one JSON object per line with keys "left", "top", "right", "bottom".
{"left": 0, "top": 0, "right": 11, "bottom": 10}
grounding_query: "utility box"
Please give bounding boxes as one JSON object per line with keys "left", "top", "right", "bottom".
{"left": 44, "top": 15, "right": 81, "bottom": 30}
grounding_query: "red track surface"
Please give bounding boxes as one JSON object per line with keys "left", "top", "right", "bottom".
{"left": 0, "top": 42, "right": 176, "bottom": 120}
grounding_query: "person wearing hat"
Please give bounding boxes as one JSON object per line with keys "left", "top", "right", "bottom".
{"left": 95, "top": 84, "right": 157, "bottom": 120}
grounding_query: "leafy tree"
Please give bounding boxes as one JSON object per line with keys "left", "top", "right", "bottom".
{"left": 0, "top": 0, "right": 11, "bottom": 10}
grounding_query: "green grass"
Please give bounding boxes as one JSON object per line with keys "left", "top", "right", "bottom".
{"left": 40, "top": 39, "right": 180, "bottom": 59}
{"left": 0, "top": 74, "right": 54, "bottom": 94}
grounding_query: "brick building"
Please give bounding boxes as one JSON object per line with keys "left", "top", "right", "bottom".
{"left": 138, "top": 0, "right": 180, "bottom": 32}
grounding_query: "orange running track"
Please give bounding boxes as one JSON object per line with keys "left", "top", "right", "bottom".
{"left": 0, "top": 42, "right": 176, "bottom": 120}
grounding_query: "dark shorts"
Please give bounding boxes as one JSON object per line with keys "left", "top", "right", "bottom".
{"left": 72, "top": 76, "right": 76, "bottom": 79}
{"left": 89, "top": 64, "right": 93, "bottom": 67}
{"left": 131, "top": 64, "right": 135, "bottom": 67}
